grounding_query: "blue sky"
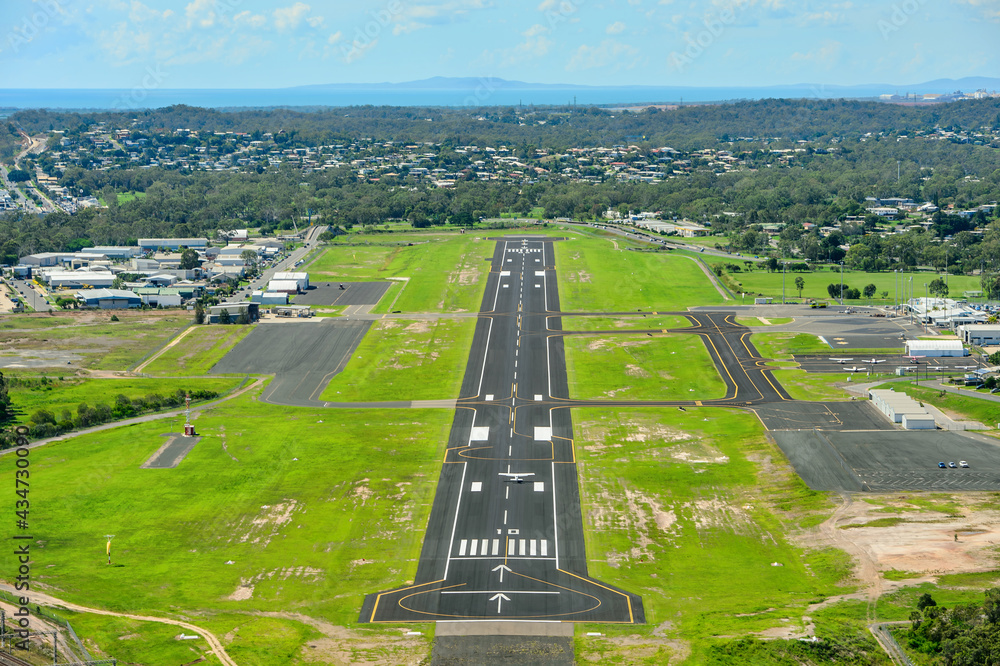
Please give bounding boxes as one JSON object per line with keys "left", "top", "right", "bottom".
{"left": 1, "top": 0, "right": 997, "bottom": 89}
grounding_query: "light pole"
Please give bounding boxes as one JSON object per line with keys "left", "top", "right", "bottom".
{"left": 839, "top": 261, "right": 845, "bottom": 305}
{"left": 782, "top": 261, "right": 786, "bottom": 305}
{"left": 924, "top": 282, "right": 929, "bottom": 333}
{"left": 892, "top": 268, "right": 899, "bottom": 314}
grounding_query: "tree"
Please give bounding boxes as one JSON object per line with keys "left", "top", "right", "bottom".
{"left": 765, "top": 257, "right": 779, "bottom": 273}
{"left": 236, "top": 310, "right": 250, "bottom": 325}
{"left": 194, "top": 302, "right": 205, "bottom": 325}
{"left": 864, "top": 283, "right": 877, "bottom": 303}
{"left": 917, "top": 593, "right": 937, "bottom": 611}
{"left": 240, "top": 249, "right": 259, "bottom": 276}
{"left": 928, "top": 277, "right": 949, "bottom": 298}
{"left": 218, "top": 308, "right": 231, "bottom": 325}
{"left": 179, "top": 249, "right": 202, "bottom": 270}
{"left": 988, "top": 351, "right": 1000, "bottom": 365}
{"left": 794, "top": 276, "right": 805, "bottom": 298}
{"left": 827, "top": 283, "right": 840, "bottom": 299}
{"left": 0, "top": 372, "right": 12, "bottom": 424}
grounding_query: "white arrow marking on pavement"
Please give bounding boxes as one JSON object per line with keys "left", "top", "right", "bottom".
{"left": 492, "top": 564, "right": 512, "bottom": 582}
{"left": 489, "top": 593, "right": 511, "bottom": 614}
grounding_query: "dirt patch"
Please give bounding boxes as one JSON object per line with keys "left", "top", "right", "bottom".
{"left": 230, "top": 500, "right": 299, "bottom": 547}
{"left": 625, "top": 363, "right": 650, "bottom": 377}
{"left": 240, "top": 612, "right": 430, "bottom": 664}
{"left": 792, "top": 493, "right": 1000, "bottom": 612}
{"left": 403, "top": 321, "right": 432, "bottom": 334}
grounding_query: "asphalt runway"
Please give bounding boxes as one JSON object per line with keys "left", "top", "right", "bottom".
{"left": 291, "top": 282, "right": 392, "bottom": 307}
{"left": 772, "top": 430, "right": 1000, "bottom": 491}
{"left": 361, "top": 238, "right": 645, "bottom": 627}
{"left": 211, "top": 320, "right": 372, "bottom": 405}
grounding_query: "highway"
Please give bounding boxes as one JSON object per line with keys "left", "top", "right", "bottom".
{"left": 361, "top": 237, "right": 644, "bottom": 624}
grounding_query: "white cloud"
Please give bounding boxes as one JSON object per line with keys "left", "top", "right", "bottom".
{"left": 606, "top": 20, "right": 626, "bottom": 34}
{"left": 184, "top": 0, "right": 217, "bottom": 28}
{"left": 273, "top": 3, "right": 313, "bottom": 31}
{"left": 566, "top": 39, "right": 640, "bottom": 71}
{"left": 327, "top": 31, "right": 343, "bottom": 44}
{"left": 952, "top": 0, "right": 1000, "bottom": 21}
{"left": 233, "top": 11, "right": 267, "bottom": 28}
{"left": 790, "top": 39, "right": 843, "bottom": 66}
{"left": 392, "top": 0, "right": 492, "bottom": 34}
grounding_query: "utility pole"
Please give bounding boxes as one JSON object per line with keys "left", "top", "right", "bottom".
{"left": 782, "top": 261, "right": 786, "bottom": 304}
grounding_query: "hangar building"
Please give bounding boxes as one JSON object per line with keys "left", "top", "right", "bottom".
{"left": 904, "top": 339, "right": 968, "bottom": 358}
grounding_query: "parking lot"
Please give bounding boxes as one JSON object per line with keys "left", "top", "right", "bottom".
{"left": 772, "top": 429, "right": 1000, "bottom": 491}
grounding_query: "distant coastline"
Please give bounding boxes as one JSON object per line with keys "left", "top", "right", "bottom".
{"left": 2, "top": 76, "right": 998, "bottom": 111}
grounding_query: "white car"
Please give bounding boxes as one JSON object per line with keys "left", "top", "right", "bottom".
{"left": 959, "top": 460, "right": 970, "bottom": 468}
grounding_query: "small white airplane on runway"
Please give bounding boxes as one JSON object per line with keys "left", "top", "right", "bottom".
{"left": 862, "top": 359, "right": 887, "bottom": 365}
{"left": 829, "top": 358, "right": 854, "bottom": 364}
{"left": 499, "top": 472, "right": 535, "bottom": 484}
{"left": 844, "top": 367, "right": 864, "bottom": 372}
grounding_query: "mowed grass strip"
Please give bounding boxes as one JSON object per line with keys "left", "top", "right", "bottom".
{"left": 704, "top": 261, "right": 985, "bottom": 304}
{"left": 6, "top": 373, "right": 243, "bottom": 424}
{"left": 769, "top": 369, "right": 856, "bottom": 402}
{"left": 0, "top": 393, "right": 451, "bottom": 650}
{"left": 320, "top": 317, "right": 476, "bottom": 402}
{"left": 143, "top": 324, "right": 255, "bottom": 376}
{"left": 310, "top": 235, "right": 487, "bottom": 313}
{"left": 735, "top": 316, "right": 794, "bottom": 327}
{"left": 564, "top": 333, "right": 727, "bottom": 401}
{"left": 752, "top": 332, "right": 832, "bottom": 359}
{"left": 572, "top": 407, "right": 849, "bottom": 661}
{"left": 556, "top": 239, "right": 726, "bottom": 311}
{"left": 560, "top": 315, "right": 691, "bottom": 332}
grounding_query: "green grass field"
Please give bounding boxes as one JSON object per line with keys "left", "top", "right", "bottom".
{"left": 0, "top": 311, "right": 191, "bottom": 370}
{"left": 320, "top": 318, "right": 476, "bottom": 402}
{"left": 0, "top": 388, "right": 448, "bottom": 664}
{"left": 560, "top": 315, "right": 691, "bottom": 331}
{"left": 142, "top": 325, "right": 255, "bottom": 376}
{"left": 556, "top": 240, "right": 727, "bottom": 312}
{"left": 309, "top": 235, "right": 488, "bottom": 313}
{"left": 6, "top": 373, "right": 242, "bottom": 425}
{"left": 564, "top": 332, "right": 727, "bottom": 401}
{"left": 707, "top": 262, "right": 984, "bottom": 304}
{"left": 572, "top": 407, "right": 855, "bottom": 663}
{"left": 735, "top": 316, "right": 794, "bottom": 327}
{"left": 751, "top": 332, "right": 832, "bottom": 358}
{"left": 770, "top": 369, "right": 856, "bottom": 402}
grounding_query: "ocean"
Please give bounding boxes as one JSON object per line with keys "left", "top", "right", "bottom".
{"left": 0, "top": 85, "right": 876, "bottom": 111}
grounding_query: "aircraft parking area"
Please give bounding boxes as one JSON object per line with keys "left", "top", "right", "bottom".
{"left": 772, "top": 430, "right": 1000, "bottom": 491}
